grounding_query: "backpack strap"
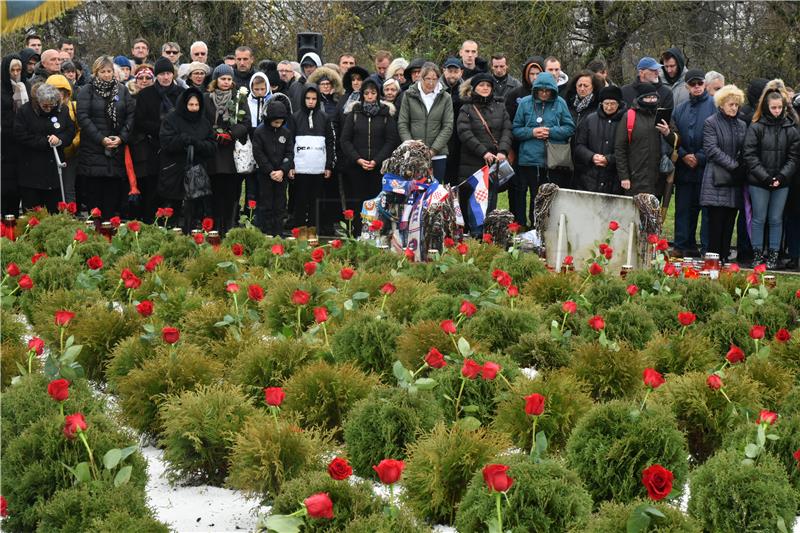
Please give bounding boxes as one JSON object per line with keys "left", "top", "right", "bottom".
{"left": 626, "top": 108, "right": 636, "bottom": 144}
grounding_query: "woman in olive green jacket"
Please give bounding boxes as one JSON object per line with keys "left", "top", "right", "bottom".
{"left": 398, "top": 62, "right": 454, "bottom": 180}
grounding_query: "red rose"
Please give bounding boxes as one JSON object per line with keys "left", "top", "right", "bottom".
{"left": 725, "top": 344, "right": 745, "bottom": 364}
{"left": 17, "top": 274, "right": 33, "bottom": 290}
{"left": 340, "top": 267, "right": 355, "bottom": 281}
{"left": 626, "top": 284, "right": 639, "bottom": 296}
{"left": 5, "top": 262, "right": 20, "bottom": 276}
{"left": 380, "top": 282, "right": 396, "bottom": 295}
{"left": 444, "top": 237, "right": 455, "bottom": 248}
{"left": 226, "top": 282, "right": 239, "bottom": 293}
{"left": 727, "top": 263, "right": 740, "bottom": 273}
{"left": 201, "top": 218, "right": 214, "bottom": 232}
{"left": 248, "top": 284, "right": 265, "bottom": 302}
{"left": 684, "top": 268, "right": 699, "bottom": 279}
{"left": 164, "top": 207, "right": 174, "bottom": 218}
{"left": 127, "top": 221, "right": 141, "bottom": 233}
{"left": 482, "top": 233, "right": 493, "bottom": 244}
{"left": 124, "top": 274, "right": 141, "bottom": 289}
{"left": 440, "top": 319, "right": 457, "bottom": 335}
{"left": 343, "top": 209, "right": 354, "bottom": 220}
{"left": 66, "top": 202, "right": 77, "bottom": 214}
{"left": 63, "top": 412, "right": 87, "bottom": 439}
{"left": 495, "top": 271, "right": 512, "bottom": 288}
{"left": 663, "top": 263, "right": 678, "bottom": 277}
{"left": 404, "top": 248, "right": 415, "bottom": 261}
{"left": 292, "top": 290, "right": 310, "bottom": 305}
{"left": 480, "top": 361, "right": 501, "bottom": 380}
{"left": 507, "top": 285, "right": 519, "bottom": 298}
{"left": 304, "top": 261, "right": 318, "bottom": 276}
{"left": 677, "top": 311, "right": 696, "bottom": 327}
{"left": 372, "top": 458, "right": 405, "bottom": 485}
{"left": 588, "top": 315, "right": 605, "bottom": 331}
{"left": 647, "top": 234, "right": 659, "bottom": 245}
{"left": 193, "top": 233, "right": 204, "bottom": 244}
{"left": 1, "top": 494, "right": 6, "bottom": 518}
{"left": 264, "top": 386, "right": 285, "bottom": 407}
{"left": 642, "top": 464, "right": 673, "bottom": 501}
{"left": 460, "top": 300, "right": 477, "bottom": 317}
{"left": 311, "top": 248, "right": 325, "bottom": 263}
{"left": 247, "top": 200, "right": 257, "bottom": 210}
{"left": 603, "top": 247, "right": 613, "bottom": 260}
{"left": 86, "top": 255, "right": 103, "bottom": 270}
{"left": 31, "top": 252, "right": 47, "bottom": 264}
{"left": 425, "top": 347, "right": 446, "bottom": 368}
{"left": 156, "top": 208, "right": 166, "bottom": 218}
{"left": 756, "top": 409, "right": 777, "bottom": 425}
{"left": 145, "top": 255, "right": 163, "bottom": 272}
{"left": 456, "top": 243, "right": 468, "bottom": 256}
{"left": 161, "top": 327, "right": 180, "bottom": 344}
{"left": 120, "top": 268, "right": 135, "bottom": 281}
{"left": 749, "top": 325, "right": 766, "bottom": 340}
{"left": 589, "top": 262, "right": 603, "bottom": 276}
{"left": 562, "top": 300, "right": 577, "bottom": 314}
{"left": 793, "top": 448, "right": 800, "bottom": 467}
{"left": 706, "top": 374, "right": 722, "bottom": 391}
{"left": 609, "top": 220, "right": 619, "bottom": 231}
{"left": 369, "top": 219, "right": 384, "bottom": 231}
{"left": 55, "top": 310, "right": 75, "bottom": 327}
{"left": 524, "top": 393, "right": 545, "bottom": 416}
{"left": 775, "top": 328, "right": 791, "bottom": 342}
{"left": 73, "top": 229, "right": 88, "bottom": 243}
{"left": 109, "top": 216, "right": 121, "bottom": 228}
{"left": 508, "top": 222, "right": 521, "bottom": 233}
{"left": 48, "top": 378, "right": 70, "bottom": 402}
{"left": 643, "top": 368, "right": 665, "bottom": 389}
{"left": 291, "top": 227, "right": 301, "bottom": 238}
{"left": 746, "top": 272, "right": 759, "bottom": 285}
{"left": 58, "top": 201, "right": 67, "bottom": 212}
{"left": 136, "top": 300, "right": 154, "bottom": 317}
{"left": 796, "top": 288, "right": 800, "bottom": 299}
{"left": 563, "top": 255, "right": 573, "bottom": 266}
{"left": 482, "top": 464, "right": 514, "bottom": 492}
{"left": 599, "top": 243, "right": 609, "bottom": 254}
{"left": 231, "top": 243, "right": 244, "bottom": 256}
{"left": 304, "top": 492, "right": 334, "bottom": 520}
{"left": 271, "top": 243, "right": 284, "bottom": 256}
{"left": 461, "top": 358, "right": 481, "bottom": 379}
{"left": 28, "top": 337, "right": 44, "bottom": 355}
{"left": 90, "top": 207, "right": 102, "bottom": 218}
{"left": 753, "top": 263, "right": 767, "bottom": 274}
{"left": 28, "top": 216, "right": 40, "bottom": 227}
{"left": 313, "top": 306, "right": 328, "bottom": 323}
{"left": 656, "top": 239, "right": 669, "bottom": 251}
{"left": 327, "top": 457, "right": 353, "bottom": 481}
{"left": 331, "top": 239, "right": 343, "bottom": 249}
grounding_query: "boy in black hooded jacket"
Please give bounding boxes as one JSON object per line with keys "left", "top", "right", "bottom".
{"left": 252, "top": 100, "right": 294, "bottom": 236}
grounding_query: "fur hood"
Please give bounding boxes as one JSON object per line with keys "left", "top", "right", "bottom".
{"left": 351, "top": 99, "right": 396, "bottom": 117}
{"left": 306, "top": 66, "right": 344, "bottom": 96}
{"left": 754, "top": 79, "right": 799, "bottom": 124}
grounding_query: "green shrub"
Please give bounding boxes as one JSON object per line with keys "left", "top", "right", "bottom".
{"left": 624, "top": 269, "right": 660, "bottom": 292}
{"left": 260, "top": 272, "right": 331, "bottom": 334}
{"left": 343, "top": 388, "right": 443, "bottom": 477}
{"left": 361, "top": 250, "right": 405, "bottom": 273}
{"left": 159, "top": 383, "right": 257, "bottom": 485}
{"left": 152, "top": 286, "right": 203, "bottom": 325}
{"left": 270, "top": 471, "right": 383, "bottom": 532}
{"left": 598, "top": 301, "right": 657, "bottom": 349}
{"left": 283, "top": 361, "right": 381, "bottom": 440}
{"left": 583, "top": 276, "right": 629, "bottom": 312}
{"left": 226, "top": 413, "right": 326, "bottom": 499}
{"left": 330, "top": 313, "right": 403, "bottom": 376}
{"left": 462, "top": 306, "right": 540, "bottom": 352}
{"left": 157, "top": 233, "right": 198, "bottom": 266}
{"left": 1, "top": 340, "right": 30, "bottom": 389}
{"left": 675, "top": 278, "right": 730, "bottom": 320}
{"left": 228, "top": 336, "right": 318, "bottom": 401}
{"left": 770, "top": 279, "right": 800, "bottom": 311}
{"left": 26, "top": 212, "right": 80, "bottom": 250}
{"left": 178, "top": 298, "right": 231, "bottom": 348}
{"left": 0, "top": 309, "right": 28, "bottom": 344}
{"left": 25, "top": 287, "right": 100, "bottom": 343}
{"left": 493, "top": 369, "right": 593, "bottom": 452}
{"left": 116, "top": 343, "right": 223, "bottom": 435}
{"left": 28, "top": 254, "right": 79, "bottom": 292}
{"left": 411, "top": 293, "right": 461, "bottom": 322}
{"left": 781, "top": 386, "right": 800, "bottom": 416}
{"left": 384, "top": 278, "right": 439, "bottom": 323}
{"left": 744, "top": 297, "right": 796, "bottom": 335}
{"left": 182, "top": 247, "right": 236, "bottom": 294}
{"left": 770, "top": 334, "right": 800, "bottom": 381}
{"left": 570, "top": 341, "right": 648, "bottom": 401}
{"left": 505, "top": 328, "right": 572, "bottom": 370}
{"left": 577, "top": 499, "right": 701, "bottom": 533}
{"left": 87, "top": 510, "right": 171, "bottom": 533}
{"left": 343, "top": 512, "right": 427, "bottom": 533}
{"left": 435, "top": 262, "right": 492, "bottom": 296}
{"left": 640, "top": 294, "right": 684, "bottom": 333}
{"left": 455, "top": 454, "right": 593, "bottom": 533}
{"left": 688, "top": 449, "right": 797, "bottom": 532}
{"left": 395, "top": 319, "right": 457, "bottom": 369}
{"left": 0, "top": 238, "right": 36, "bottom": 272}
{"left": 699, "top": 309, "right": 752, "bottom": 354}
{"left": 401, "top": 422, "right": 510, "bottom": 524}
{"left": 522, "top": 272, "right": 580, "bottom": 305}
{"left": 566, "top": 400, "right": 689, "bottom": 505}
{"left": 34, "top": 480, "right": 165, "bottom": 533}
{"left": 741, "top": 358, "right": 794, "bottom": 410}
{"left": 223, "top": 226, "right": 266, "bottom": 254}
{"left": 489, "top": 251, "right": 547, "bottom": 285}
{"left": 105, "top": 335, "right": 157, "bottom": 390}
{"left": 465, "top": 240, "right": 505, "bottom": 270}
{"left": 642, "top": 330, "right": 719, "bottom": 375}
{"left": 654, "top": 370, "right": 763, "bottom": 462}
{"left": 2, "top": 412, "right": 148, "bottom": 532}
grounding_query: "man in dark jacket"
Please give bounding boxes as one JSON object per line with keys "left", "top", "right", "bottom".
{"left": 233, "top": 46, "right": 255, "bottom": 88}
{"left": 253, "top": 100, "right": 294, "bottom": 236}
{"left": 490, "top": 53, "right": 521, "bottom": 102}
{"left": 660, "top": 47, "right": 689, "bottom": 108}
{"left": 573, "top": 85, "right": 627, "bottom": 194}
{"left": 459, "top": 40, "right": 488, "bottom": 80}
{"left": 671, "top": 69, "right": 716, "bottom": 257}
{"left": 441, "top": 57, "right": 464, "bottom": 186}
{"left": 19, "top": 47, "right": 40, "bottom": 81}
{"left": 621, "top": 57, "right": 674, "bottom": 110}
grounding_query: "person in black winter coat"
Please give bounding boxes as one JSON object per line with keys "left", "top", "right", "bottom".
{"left": 13, "top": 83, "right": 76, "bottom": 213}
{"left": 2, "top": 53, "right": 25, "bottom": 215}
{"left": 252, "top": 100, "right": 294, "bottom": 236}
{"left": 290, "top": 84, "right": 335, "bottom": 234}
{"left": 742, "top": 80, "right": 800, "bottom": 268}
{"left": 340, "top": 78, "right": 399, "bottom": 232}
{"left": 565, "top": 70, "right": 604, "bottom": 128}
{"left": 158, "top": 87, "right": 216, "bottom": 231}
{"left": 76, "top": 55, "right": 136, "bottom": 219}
{"left": 129, "top": 56, "right": 183, "bottom": 221}
{"left": 573, "top": 85, "right": 627, "bottom": 194}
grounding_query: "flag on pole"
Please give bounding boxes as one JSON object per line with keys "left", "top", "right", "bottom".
{"left": 466, "top": 166, "right": 490, "bottom": 227}
{"left": 2, "top": 1, "right": 82, "bottom": 35}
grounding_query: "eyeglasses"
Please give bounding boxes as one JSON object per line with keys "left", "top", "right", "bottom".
{"left": 137, "top": 76, "right": 154, "bottom": 81}
{"left": 688, "top": 80, "right": 704, "bottom": 87}
{"left": 164, "top": 50, "right": 179, "bottom": 55}
{"left": 193, "top": 52, "right": 207, "bottom": 56}
{"left": 423, "top": 77, "right": 438, "bottom": 82}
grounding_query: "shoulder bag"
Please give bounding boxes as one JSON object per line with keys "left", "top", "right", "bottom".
{"left": 545, "top": 105, "right": 573, "bottom": 171}
{"left": 184, "top": 145, "right": 212, "bottom": 199}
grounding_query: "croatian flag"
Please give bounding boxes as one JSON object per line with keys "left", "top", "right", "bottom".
{"left": 467, "top": 166, "right": 490, "bottom": 227}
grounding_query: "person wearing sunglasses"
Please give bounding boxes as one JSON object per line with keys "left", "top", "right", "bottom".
{"left": 127, "top": 64, "right": 155, "bottom": 96}
{"left": 671, "top": 69, "right": 716, "bottom": 258}
{"left": 161, "top": 42, "right": 182, "bottom": 65}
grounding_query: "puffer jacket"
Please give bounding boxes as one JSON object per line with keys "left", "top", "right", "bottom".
{"left": 743, "top": 113, "right": 800, "bottom": 190}
{"left": 512, "top": 72, "right": 575, "bottom": 167}
{"left": 699, "top": 109, "right": 747, "bottom": 208}
{"left": 397, "top": 82, "right": 453, "bottom": 155}
{"left": 130, "top": 81, "right": 183, "bottom": 177}
{"left": 456, "top": 82, "right": 512, "bottom": 178}
{"left": 340, "top": 101, "right": 399, "bottom": 171}
{"left": 76, "top": 80, "right": 136, "bottom": 178}
{"left": 573, "top": 102, "right": 627, "bottom": 193}
{"left": 252, "top": 100, "right": 294, "bottom": 176}
{"left": 673, "top": 91, "right": 716, "bottom": 183}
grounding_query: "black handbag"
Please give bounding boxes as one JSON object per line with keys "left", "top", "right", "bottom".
{"left": 711, "top": 161, "right": 745, "bottom": 187}
{"left": 184, "top": 145, "right": 212, "bottom": 200}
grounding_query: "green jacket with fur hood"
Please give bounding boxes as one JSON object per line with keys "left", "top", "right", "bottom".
{"left": 398, "top": 81, "right": 454, "bottom": 155}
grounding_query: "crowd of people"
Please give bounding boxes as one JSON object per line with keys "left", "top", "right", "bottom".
{"left": 2, "top": 34, "right": 800, "bottom": 269}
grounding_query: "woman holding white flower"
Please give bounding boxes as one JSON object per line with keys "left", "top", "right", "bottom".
{"left": 204, "top": 64, "right": 250, "bottom": 234}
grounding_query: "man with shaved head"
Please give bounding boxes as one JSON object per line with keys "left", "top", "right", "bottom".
{"left": 459, "top": 39, "right": 487, "bottom": 79}
{"left": 29, "top": 49, "right": 62, "bottom": 84}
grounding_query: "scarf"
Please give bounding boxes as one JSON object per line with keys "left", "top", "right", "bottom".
{"left": 211, "top": 88, "right": 232, "bottom": 127}
{"left": 92, "top": 77, "right": 119, "bottom": 129}
{"left": 472, "top": 94, "right": 493, "bottom": 105}
{"left": 156, "top": 82, "right": 178, "bottom": 116}
{"left": 573, "top": 92, "right": 594, "bottom": 115}
{"left": 11, "top": 80, "right": 28, "bottom": 110}
{"left": 362, "top": 101, "right": 380, "bottom": 117}
{"left": 343, "top": 91, "right": 360, "bottom": 114}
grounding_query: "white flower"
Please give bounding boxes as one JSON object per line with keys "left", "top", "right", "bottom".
{"left": 238, "top": 87, "right": 249, "bottom": 96}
